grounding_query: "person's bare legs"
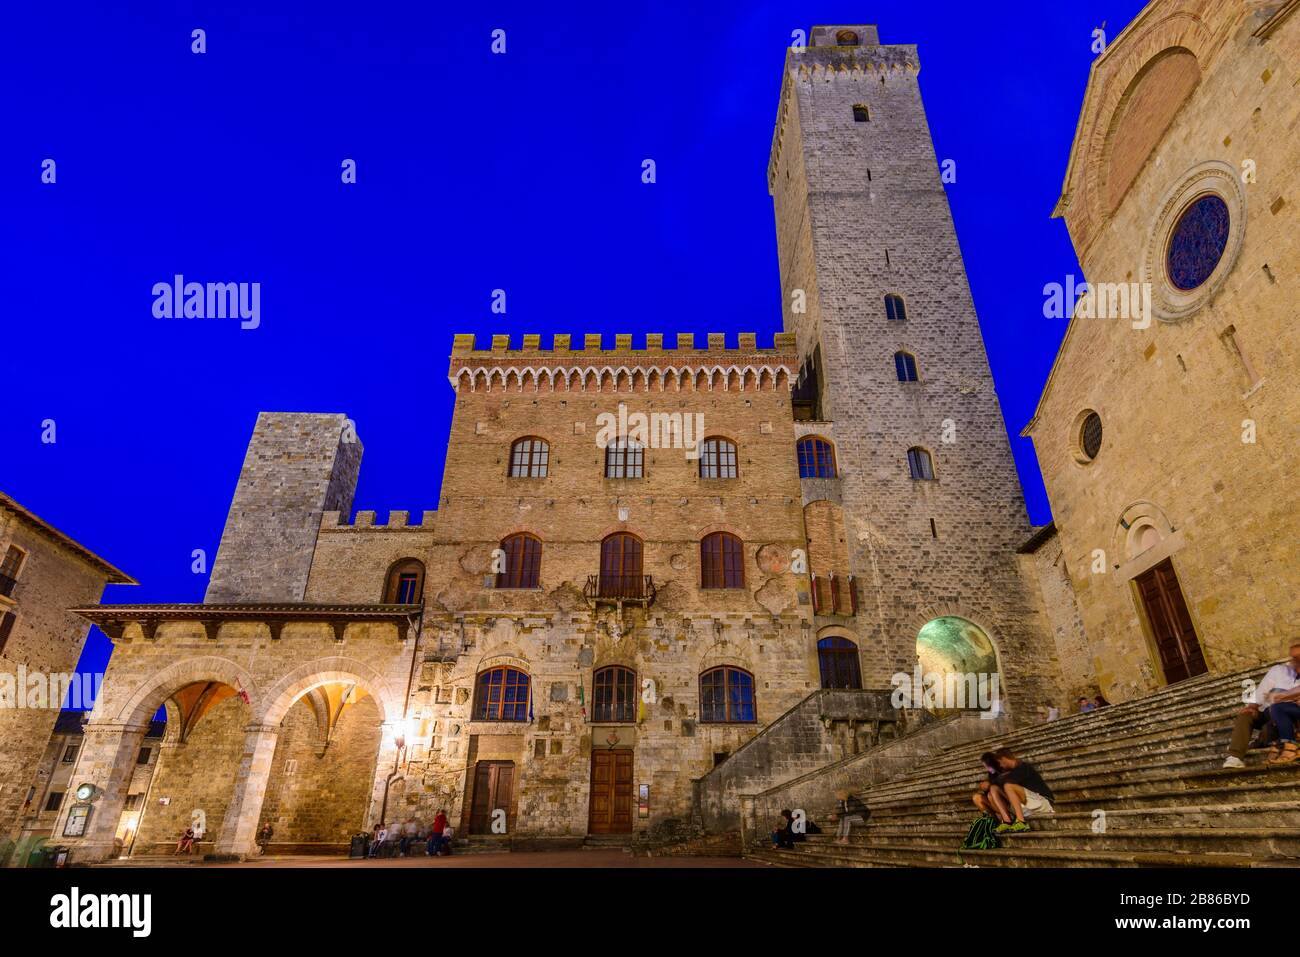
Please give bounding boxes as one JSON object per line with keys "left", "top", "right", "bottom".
{"left": 1001, "top": 782, "right": 1027, "bottom": 823}
{"left": 986, "top": 785, "right": 1013, "bottom": 824}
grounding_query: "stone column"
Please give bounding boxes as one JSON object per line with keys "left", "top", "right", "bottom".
{"left": 213, "top": 724, "right": 279, "bottom": 857}
{"left": 367, "top": 720, "right": 405, "bottom": 830}
{"left": 58, "top": 721, "right": 150, "bottom": 864}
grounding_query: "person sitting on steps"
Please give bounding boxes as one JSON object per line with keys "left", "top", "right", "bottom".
{"left": 830, "top": 789, "right": 868, "bottom": 844}
{"left": 972, "top": 752, "right": 1012, "bottom": 826}
{"left": 771, "top": 809, "right": 797, "bottom": 850}
{"left": 1224, "top": 642, "right": 1300, "bottom": 768}
{"left": 990, "top": 747, "right": 1054, "bottom": 833}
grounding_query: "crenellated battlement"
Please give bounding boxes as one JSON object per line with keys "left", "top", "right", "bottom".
{"left": 768, "top": 41, "right": 920, "bottom": 191}
{"left": 450, "top": 331, "right": 796, "bottom": 355}
{"left": 448, "top": 332, "right": 799, "bottom": 394}
{"left": 321, "top": 510, "right": 437, "bottom": 531}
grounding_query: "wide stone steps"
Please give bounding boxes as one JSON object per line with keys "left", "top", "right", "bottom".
{"left": 748, "top": 841, "right": 1263, "bottom": 869}
{"left": 744, "top": 662, "right": 1298, "bottom": 868}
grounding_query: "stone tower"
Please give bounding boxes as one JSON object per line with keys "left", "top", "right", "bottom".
{"left": 205, "top": 412, "right": 363, "bottom": 603}
{"left": 769, "top": 25, "right": 1060, "bottom": 714}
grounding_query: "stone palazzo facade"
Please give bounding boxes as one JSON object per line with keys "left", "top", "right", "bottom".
{"left": 29, "top": 22, "right": 1092, "bottom": 862}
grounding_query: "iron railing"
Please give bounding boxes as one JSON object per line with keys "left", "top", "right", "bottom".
{"left": 584, "top": 574, "right": 656, "bottom": 604}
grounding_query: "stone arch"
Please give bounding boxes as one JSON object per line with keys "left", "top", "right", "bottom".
{"left": 1113, "top": 500, "right": 1176, "bottom": 562}
{"left": 1101, "top": 46, "right": 1201, "bottom": 214}
{"left": 107, "top": 655, "right": 260, "bottom": 728}
{"left": 912, "top": 613, "right": 1001, "bottom": 680}
{"left": 1072, "top": 7, "right": 1219, "bottom": 235}
{"left": 259, "top": 657, "right": 399, "bottom": 727}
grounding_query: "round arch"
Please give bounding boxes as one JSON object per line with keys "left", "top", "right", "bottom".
{"left": 107, "top": 655, "right": 259, "bottom": 728}
{"left": 915, "top": 616, "right": 999, "bottom": 677}
{"left": 258, "top": 657, "right": 400, "bottom": 727}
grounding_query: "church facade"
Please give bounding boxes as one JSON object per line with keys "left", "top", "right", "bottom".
{"left": 1023, "top": 0, "right": 1299, "bottom": 702}
{"left": 35, "top": 23, "right": 1076, "bottom": 862}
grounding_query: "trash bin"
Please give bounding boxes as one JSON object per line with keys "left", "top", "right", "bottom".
{"left": 349, "top": 834, "right": 369, "bottom": 859}
{"left": 41, "top": 845, "right": 69, "bottom": 868}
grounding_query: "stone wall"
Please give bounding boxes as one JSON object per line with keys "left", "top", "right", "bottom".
{"left": 767, "top": 31, "right": 1064, "bottom": 715}
{"left": 739, "top": 711, "right": 1009, "bottom": 844}
{"left": 694, "top": 688, "right": 902, "bottom": 832}
{"left": 134, "top": 694, "right": 250, "bottom": 854}
{"left": 1019, "top": 527, "right": 1096, "bottom": 708}
{"left": 259, "top": 694, "right": 381, "bottom": 847}
{"left": 0, "top": 501, "right": 121, "bottom": 859}
{"left": 1027, "top": 1, "right": 1300, "bottom": 701}
{"left": 205, "top": 412, "right": 362, "bottom": 603}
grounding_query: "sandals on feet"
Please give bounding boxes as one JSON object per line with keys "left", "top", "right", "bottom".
{"left": 1269, "top": 742, "right": 1299, "bottom": 764}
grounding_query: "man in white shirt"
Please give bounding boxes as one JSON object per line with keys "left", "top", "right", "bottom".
{"left": 1224, "top": 642, "right": 1300, "bottom": 768}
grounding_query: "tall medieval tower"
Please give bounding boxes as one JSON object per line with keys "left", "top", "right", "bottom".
{"left": 770, "top": 25, "right": 1060, "bottom": 715}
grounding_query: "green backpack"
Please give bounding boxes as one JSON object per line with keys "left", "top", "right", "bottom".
{"left": 961, "top": 813, "right": 1001, "bottom": 851}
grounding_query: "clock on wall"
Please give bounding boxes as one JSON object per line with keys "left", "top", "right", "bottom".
{"left": 74, "top": 782, "right": 99, "bottom": 803}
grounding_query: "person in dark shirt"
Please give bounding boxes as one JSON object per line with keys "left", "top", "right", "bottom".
{"left": 992, "top": 747, "right": 1054, "bottom": 833}
{"left": 771, "top": 809, "right": 797, "bottom": 849}
{"left": 971, "top": 751, "right": 1013, "bottom": 825}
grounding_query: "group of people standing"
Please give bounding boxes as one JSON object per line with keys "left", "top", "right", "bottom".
{"left": 367, "top": 810, "right": 452, "bottom": 857}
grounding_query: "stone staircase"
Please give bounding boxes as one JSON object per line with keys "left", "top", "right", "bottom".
{"left": 746, "top": 663, "right": 1300, "bottom": 868}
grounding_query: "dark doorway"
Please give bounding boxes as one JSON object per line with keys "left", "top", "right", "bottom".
{"left": 587, "top": 749, "right": 633, "bottom": 834}
{"left": 1135, "top": 559, "right": 1207, "bottom": 684}
{"left": 468, "top": 760, "right": 515, "bottom": 835}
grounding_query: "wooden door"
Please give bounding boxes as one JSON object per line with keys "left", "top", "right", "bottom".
{"left": 588, "top": 749, "right": 633, "bottom": 834}
{"left": 1135, "top": 559, "right": 1207, "bottom": 684}
{"left": 468, "top": 761, "right": 514, "bottom": 835}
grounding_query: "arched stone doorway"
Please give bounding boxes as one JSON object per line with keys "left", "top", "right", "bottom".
{"left": 916, "top": 616, "right": 998, "bottom": 675}
{"left": 131, "top": 681, "right": 252, "bottom": 855}
{"left": 258, "top": 688, "right": 383, "bottom": 853}
{"left": 915, "top": 617, "right": 1001, "bottom": 711}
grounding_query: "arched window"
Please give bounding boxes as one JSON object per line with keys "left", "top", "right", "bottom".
{"left": 700, "top": 532, "right": 744, "bottom": 588}
{"left": 885, "top": 294, "right": 907, "bottom": 322}
{"left": 473, "top": 667, "right": 530, "bottom": 721}
{"left": 797, "top": 437, "right": 837, "bottom": 478}
{"left": 383, "top": 558, "right": 425, "bottom": 604}
{"left": 852, "top": 104, "right": 870, "bottom": 123}
{"left": 592, "top": 666, "right": 637, "bottom": 723}
{"left": 599, "top": 533, "right": 643, "bottom": 598}
{"left": 508, "top": 437, "right": 549, "bottom": 478}
{"left": 836, "top": 29, "right": 860, "bottom": 45}
{"left": 698, "top": 437, "right": 738, "bottom": 479}
{"left": 604, "top": 438, "right": 644, "bottom": 479}
{"left": 699, "top": 667, "right": 756, "bottom": 723}
{"left": 818, "top": 636, "right": 863, "bottom": 689}
{"left": 497, "top": 533, "right": 542, "bottom": 588}
{"left": 907, "top": 447, "right": 935, "bottom": 481}
{"left": 894, "top": 351, "right": 919, "bottom": 382}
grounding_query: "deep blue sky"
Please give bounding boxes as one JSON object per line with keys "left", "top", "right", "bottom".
{"left": 2, "top": 1, "right": 1147, "bottom": 684}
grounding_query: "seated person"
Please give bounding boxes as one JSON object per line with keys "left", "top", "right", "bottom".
{"left": 1225, "top": 642, "right": 1300, "bottom": 768}
{"left": 971, "top": 752, "right": 1011, "bottom": 825}
{"left": 771, "top": 809, "right": 797, "bottom": 849}
{"left": 831, "top": 790, "right": 868, "bottom": 845}
{"left": 990, "top": 748, "right": 1054, "bottom": 832}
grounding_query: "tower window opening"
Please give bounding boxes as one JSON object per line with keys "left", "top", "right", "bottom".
{"left": 885, "top": 294, "right": 907, "bottom": 322}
